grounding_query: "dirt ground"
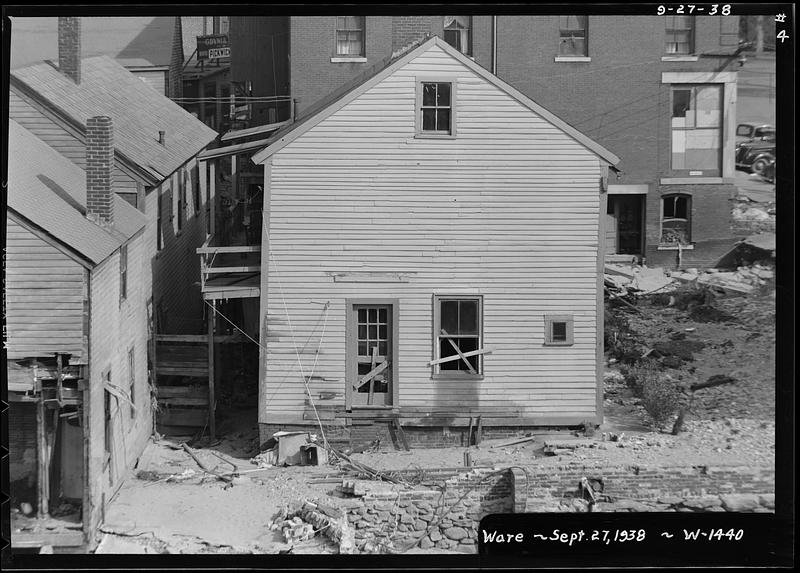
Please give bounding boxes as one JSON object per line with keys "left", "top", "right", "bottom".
{"left": 94, "top": 273, "right": 777, "bottom": 555}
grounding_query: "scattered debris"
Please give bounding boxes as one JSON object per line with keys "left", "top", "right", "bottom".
{"left": 269, "top": 499, "right": 355, "bottom": 554}
{"left": 180, "top": 442, "right": 234, "bottom": 483}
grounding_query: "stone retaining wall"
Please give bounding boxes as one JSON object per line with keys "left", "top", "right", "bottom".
{"left": 343, "top": 464, "right": 775, "bottom": 554}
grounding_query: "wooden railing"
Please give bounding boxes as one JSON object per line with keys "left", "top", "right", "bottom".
{"left": 197, "top": 232, "right": 261, "bottom": 293}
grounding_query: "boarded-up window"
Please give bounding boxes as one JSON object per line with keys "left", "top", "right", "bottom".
{"left": 433, "top": 296, "right": 483, "bottom": 376}
{"left": 665, "top": 15, "right": 694, "bottom": 54}
{"left": 336, "top": 16, "right": 365, "bottom": 56}
{"left": 661, "top": 194, "right": 692, "bottom": 245}
{"left": 671, "top": 85, "right": 722, "bottom": 173}
{"left": 119, "top": 245, "right": 128, "bottom": 301}
{"left": 544, "top": 315, "right": 574, "bottom": 346}
{"left": 559, "top": 16, "right": 588, "bottom": 56}
{"left": 444, "top": 16, "right": 472, "bottom": 55}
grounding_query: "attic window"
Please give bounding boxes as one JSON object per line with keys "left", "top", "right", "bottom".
{"left": 417, "top": 81, "right": 456, "bottom": 136}
{"left": 545, "top": 315, "right": 574, "bottom": 346}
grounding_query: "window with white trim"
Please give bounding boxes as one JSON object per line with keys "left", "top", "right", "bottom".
{"left": 559, "top": 16, "right": 588, "bottom": 56}
{"left": 418, "top": 82, "right": 454, "bottom": 135}
{"left": 661, "top": 194, "right": 692, "bottom": 245}
{"left": 336, "top": 16, "right": 365, "bottom": 56}
{"left": 433, "top": 296, "right": 483, "bottom": 377}
{"left": 665, "top": 15, "right": 694, "bottom": 54}
{"left": 444, "top": 16, "right": 472, "bottom": 55}
{"left": 544, "top": 315, "right": 574, "bottom": 346}
{"left": 671, "top": 84, "right": 722, "bottom": 174}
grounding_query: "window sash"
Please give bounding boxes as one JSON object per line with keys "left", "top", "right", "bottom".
{"left": 665, "top": 16, "right": 694, "bottom": 54}
{"left": 421, "top": 82, "right": 453, "bottom": 133}
{"left": 434, "top": 296, "right": 482, "bottom": 376}
{"left": 336, "top": 17, "right": 364, "bottom": 55}
{"left": 444, "top": 16, "right": 471, "bottom": 55}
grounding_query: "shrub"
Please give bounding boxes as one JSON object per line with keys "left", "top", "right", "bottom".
{"left": 622, "top": 358, "right": 681, "bottom": 429}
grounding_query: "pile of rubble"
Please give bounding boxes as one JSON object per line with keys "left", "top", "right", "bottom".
{"left": 268, "top": 499, "right": 355, "bottom": 554}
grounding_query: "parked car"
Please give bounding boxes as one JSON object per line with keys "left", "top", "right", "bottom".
{"left": 735, "top": 138, "right": 775, "bottom": 175}
{"left": 736, "top": 122, "right": 775, "bottom": 145}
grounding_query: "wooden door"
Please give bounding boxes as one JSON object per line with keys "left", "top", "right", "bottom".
{"left": 350, "top": 305, "right": 393, "bottom": 407}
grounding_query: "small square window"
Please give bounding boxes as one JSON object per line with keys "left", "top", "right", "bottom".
{"left": 545, "top": 315, "right": 574, "bottom": 346}
{"left": 417, "top": 81, "right": 456, "bottom": 136}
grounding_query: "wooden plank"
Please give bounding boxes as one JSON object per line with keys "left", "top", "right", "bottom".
{"left": 475, "top": 416, "right": 483, "bottom": 445}
{"left": 354, "top": 361, "right": 388, "bottom": 390}
{"left": 11, "top": 531, "right": 85, "bottom": 548}
{"left": 393, "top": 418, "right": 410, "bottom": 451}
{"left": 367, "top": 346, "right": 377, "bottom": 406}
{"left": 156, "top": 386, "right": 209, "bottom": 398}
{"left": 158, "top": 408, "right": 208, "bottom": 427}
{"left": 429, "top": 348, "right": 493, "bottom": 366}
{"left": 197, "top": 244, "right": 262, "bottom": 254}
{"left": 155, "top": 367, "right": 208, "bottom": 377}
{"left": 155, "top": 334, "right": 208, "bottom": 343}
{"left": 204, "top": 265, "right": 261, "bottom": 274}
{"left": 158, "top": 397, "right": 209, "bottom": 407}
{"left": 208, "top": 300, "right": 216, "bottom": 440}
{"left": 440, "top": 330, "right": 477, "bottom": 374}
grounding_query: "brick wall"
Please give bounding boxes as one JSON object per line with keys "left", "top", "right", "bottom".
{"left": 339, "top": 462, "right": 774, "bottom": 553}
{"left": 57, "top": 16, "right": 81, "bottom": 84}
{"left": 169, "top": 16, "right": 184, "bottom": 100}
{"left": 391, "top": 16, "right": 431, "bottom": 53}
{"left": 645, "top": 183, "right": 738, "bottom": 268}
{"left": 8, "top": 403, "right": 38, "bottom": 505}
{"left": 85, "top": 116, "right": 114, "bottom": 225}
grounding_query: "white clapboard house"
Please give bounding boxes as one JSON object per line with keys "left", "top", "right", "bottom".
{"left": 248, "top": 36, "right": 620, "bottom": 447}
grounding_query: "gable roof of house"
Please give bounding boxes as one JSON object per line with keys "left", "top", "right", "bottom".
{"left": 9, "top": 16, "right": 175, "bottom": 70}
{"left": 7, "top": 119, "right": 147, "bottom": 266}
{"left": 11, "top": 55, "right": 218, "bottom": 182}
{"left": 252, "top": 36, "right": 620, "bottom": 166}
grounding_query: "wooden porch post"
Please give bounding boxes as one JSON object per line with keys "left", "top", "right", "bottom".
{"left": 208, "top": 300, "right": 216, "bottom": 439}
{"left": 36, "top": 390, "right": 49, "bottom": 517}
{"left": 209, "top": 160, "right": 217, "bottom": 236}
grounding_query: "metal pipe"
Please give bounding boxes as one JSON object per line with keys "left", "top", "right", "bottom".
{"left": 492, "top": 16, "right": 497, "bottom": 74}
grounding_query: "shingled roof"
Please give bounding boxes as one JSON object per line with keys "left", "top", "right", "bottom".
{"left": 11, "top": 55, "right": 217, "bottom": 182}
{"left": 7, "top": 120, "right": 147, "bottom": 266}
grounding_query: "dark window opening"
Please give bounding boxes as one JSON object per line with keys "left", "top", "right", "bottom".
{"left": 421, "top": 82, "right": 452, "bottom": 133}
{"left": 119, "top": 245, "right": 128, "bottom": 301}
{"left": 434, "top": 296, "right": 482, "bottom": 375}
{"left": 661, "top": 194, "right": 692, "bottom": 245}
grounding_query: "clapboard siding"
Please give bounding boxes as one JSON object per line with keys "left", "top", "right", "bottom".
{"left": 5, "top": 216, "right": 86, "bottom": 360}
{"left": 262, "top": 44, "right": 603, "bottom": 425}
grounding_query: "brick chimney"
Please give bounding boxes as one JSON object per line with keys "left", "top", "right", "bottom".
{"left": 391, "top": 16, "right": 430, "bottom": 54}
{"left": 58, "top": 16, "right": 81, "bottom": 84}
{"left": 85, "top": 117, "right": 114, "bottom": 226}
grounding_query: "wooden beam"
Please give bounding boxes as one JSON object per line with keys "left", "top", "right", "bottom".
{"left": 428, "top": 347, "right": 493, "bottom": 366}
{"left": 196, "top": 244, "right": 261, "bottom": 255}
{"left": 155, "top": 334, "right": 208, "bottom": 343}
{"left": 36, "top": 394, "right": 48, "bottom": 517}
{"left": 209, "top": 160, "right": 216, "bottom": 236}
{"left": 354, "top": 361, "right": 388, "bottom": 390}
{"left": 367, "top": 346, "right": 377, "bottom": 405}
{"left": 208, "top": 300, "right": 216, "bottom": 439}
{"left": 440, "top": 330, "right": 477, "bottom": 374}
{"left": 204, "top": 265, "right": 261, "bottom": 274}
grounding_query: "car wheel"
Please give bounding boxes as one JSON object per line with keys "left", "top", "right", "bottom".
{"left": 751, "top": 156, "right": 773, "bottom": 175}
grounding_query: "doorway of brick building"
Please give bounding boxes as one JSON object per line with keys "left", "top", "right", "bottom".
{"left": 606, "top": 194, "right": 644, "bottom": 258}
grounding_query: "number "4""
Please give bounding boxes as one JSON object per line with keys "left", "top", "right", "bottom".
{"left": 777, "top": 30, "right": 790, "bottom": 43}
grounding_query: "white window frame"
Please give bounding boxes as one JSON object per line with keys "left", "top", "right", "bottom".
{"left": 432, "top": 295, "right": 484, "bottom": 379}
{"left": 558, "top": 15, "right": 588, "bottom": 57}
{"left": 415, "top": 77, "right": 458, "bottom": 138}
{"left": 334, "top": 16, "right": 366, "bottom": 59}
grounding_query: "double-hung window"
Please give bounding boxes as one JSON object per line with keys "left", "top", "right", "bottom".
{"left": 671, "top": 84, "right": 722, "bottom": 173}
{"left": 418, "top": 81, "right": 455, "bottom": 135}
{"left": 665, "top": 16, "right": 694, "bottom": 54}
{"left": 433, "top": 296, "right": 483, "bottom": 377}
{"left": 444, "top": 16, "right": 472, "bottom": 56}
{"left": 558, "top": 16, "right": 588, "bottom": 56}
{"left": 336, "top": 16, "right": 365, "bottom": 57}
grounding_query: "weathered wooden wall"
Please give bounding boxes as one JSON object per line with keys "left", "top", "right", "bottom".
{"left": 262, "top": 44, "right": 603, "bottom": 427}
{"left": 5, "top": 216, "right": 86, "bottom": 361}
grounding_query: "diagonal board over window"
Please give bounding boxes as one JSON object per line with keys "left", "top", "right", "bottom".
{"left": 346, "top": 300, "right": 399, "bottom": 408}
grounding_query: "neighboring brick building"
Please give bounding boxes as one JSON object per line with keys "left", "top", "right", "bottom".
{"left": 231, "top": 14, "right": 742, "bottom": 268}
